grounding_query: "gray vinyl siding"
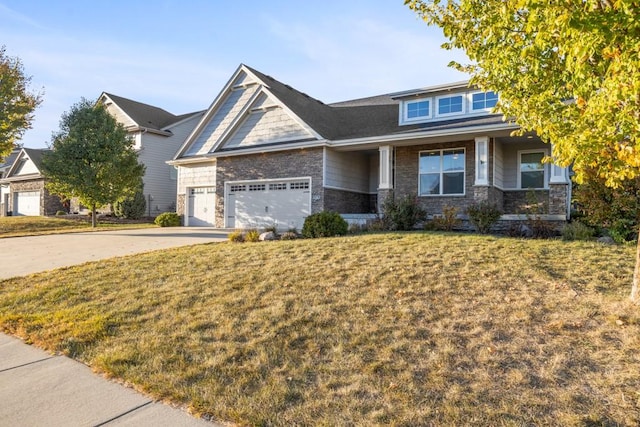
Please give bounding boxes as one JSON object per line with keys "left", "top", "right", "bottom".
{"left": 494, "top": 140, "right": 504, "bottom": 188}
{"left": 324, "top": 149, "right": 373, "bottom": 194}
{"left": 224, "top": 100, "right": 312, "bottom": 148}
{"left": 186, "top": 72, "right": 259, "bottom": 156}
{"left": 138, "top": 114, "right": 203, "bottom": 214}
{"left": 177, "top": 162, "right": 217, "bottom": 195}
{"left": 501, "top": 141, "right": 548, "bottom": 189}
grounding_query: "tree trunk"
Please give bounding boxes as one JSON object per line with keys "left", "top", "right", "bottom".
{"left": 632, "top": 229, "right": 640, "bottom": 302}
{"left": 91, "top": 203, "right": 97, "bottom": 228}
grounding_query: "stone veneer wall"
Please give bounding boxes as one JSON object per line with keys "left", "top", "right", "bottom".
{"left": 9, "top": 179, "right": 65, "bottom": 216}
{"left": 395, "top": 140, "right": 477, "bottom": 215}
{"left": 324, "top": 188, "right": 372, "bottom": 213}
{"left": 503, "top": 190, "right": 549, "bottom": 214}
{"left": 214, "top": 148, "right": 324, "bottom": 228}
{"left": 176, "top": 194, "right": 185, "bottom": 217}
{"left": 549, "top": 184, "right": 568, "bottom": 216}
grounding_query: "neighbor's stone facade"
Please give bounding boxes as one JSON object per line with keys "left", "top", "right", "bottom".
{"left": 7, "top": 179, "right": 65, "bottom": 216}
{"left": 324, "top": 188, "right": 371, "bottom": 213}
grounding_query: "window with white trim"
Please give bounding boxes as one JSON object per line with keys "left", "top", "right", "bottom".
{"left": 290, "top": 181, "right": 310, "bottom": 190}
{"left": 230, "top": 184, "right": 246, "bottom": 192}
{"left": 471, "top": 91, "right": 499, "bottom": 111}
{"left": 437, "top": 95, "right": 464, "bottom": 116}
{"left": 248, "top": 184, "right": 266, "bottom": 192}
{"left": 405, "top": 99, "right": 430, "bottom": 121}
{"left": 269, "top": 183, "right": 287, "bottom": 191}
{"left": 419, "top": 149, "right": 465, "bottom": 196}
{"left": 519, "top": 151, "right": 546, "bottom": 189}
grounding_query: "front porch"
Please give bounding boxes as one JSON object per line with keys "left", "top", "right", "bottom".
{"left": 325, "top": 134, "right": 571, "bottom": 222}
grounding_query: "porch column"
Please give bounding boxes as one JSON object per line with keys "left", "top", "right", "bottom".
{"left": 549, "top": 144, "right": 570, "bottom": 217}
{"left": 378, "top": 145, "right": 394, "bottom": 213}
{"left": 474, "top": 136, "right": 489, "bottom": 186}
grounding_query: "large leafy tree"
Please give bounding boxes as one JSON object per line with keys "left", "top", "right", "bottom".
{"left": 42, "top": 99, "right": 145, "bottom": 227}
{"left": 406, "top": 0, "right": 640, "bottom": 301}
{"left": 0, "top": 46, "right": 43, "bottom": 158}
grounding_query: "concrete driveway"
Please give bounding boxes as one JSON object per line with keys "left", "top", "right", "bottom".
{"left": 0, "top": 227, "right": 228, "bottom": 280}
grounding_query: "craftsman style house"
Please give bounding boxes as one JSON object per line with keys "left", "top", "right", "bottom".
{"left": 170, "top": 64, "right": 571, "bottom": 229}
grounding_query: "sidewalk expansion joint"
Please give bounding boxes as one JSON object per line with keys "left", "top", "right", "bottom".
{"left": 0, "top": 356, "right": 56, "bottom": 373}
{"left": 93, "top": 401, "right": 153, "bottom": 426}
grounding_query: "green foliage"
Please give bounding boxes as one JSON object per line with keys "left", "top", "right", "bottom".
{"left": 245, "top": 229, "right": 260, "bottom": 242}
{"left": 406, "top": 1, "right": 640, "bottom": 188}
{"left": 228, "top": 230, "right": 244, "bottom": 243}
{"left": 382, "top": 195, "right": 426, "bottom": 231}
{"left": 113, "top": 186, "right": 146, "bottom": 220}
{"left": 302, "top": 211, "right": 348, "bottom": 238}
{"left": 55, "top": 210, "right": 66, "bottom": 216}
{"left": 429, "top": 205, "right": 461, "bottom": 231}
{"left": 562, "top": 221, "right": 596, "bottom": 242}
{"left": 154, "top": 212, "right": 180, "bottom": 227}
{"left": 466, "top": 201, "right": 502, "bottom": 234}
{"left": 573, "top": 170, "right": 640, "bottom": 243}
{"left": 41, "top": 99, "right": 145, "bottom": 227}
{"left": 0, "top": 46, "right": 43, "bottom": 157}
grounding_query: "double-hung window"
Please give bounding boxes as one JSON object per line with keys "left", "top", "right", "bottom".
{"left": 519, "top": 150, "right": 547, "bottom": 189}
{"left": 419, "top": 149, "right": 465, "bottom": 195}
{"left": 471, "top": 91, "right": 499, "bottom": 111}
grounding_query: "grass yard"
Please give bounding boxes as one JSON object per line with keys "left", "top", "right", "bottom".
{"left": 0, "top": 232, "right": 639, "bottom": 426}
{"left": 0, "top": 216, "right": 156, "bottom": 238}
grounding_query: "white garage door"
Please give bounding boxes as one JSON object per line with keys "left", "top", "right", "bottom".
{"left": 227, "top": 179, "right": 310, "bottom": 230}
{"left": 14, "top": 191, "right": 40, "bottom": 216}
{"left": 187, "top": 187, "right": 216, "bottom": 226}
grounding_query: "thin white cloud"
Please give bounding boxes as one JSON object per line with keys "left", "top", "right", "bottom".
{"left": 0, "top": 3, "right": 45, "bottom": 29}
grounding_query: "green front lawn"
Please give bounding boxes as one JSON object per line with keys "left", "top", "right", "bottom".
{"left": 0, "top": 233, "right": 638, "bottom": 426}
{"left": 0, "top": 216, "right": 156, "bottom": 238}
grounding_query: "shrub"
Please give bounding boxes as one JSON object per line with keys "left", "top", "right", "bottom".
{"left": 527, "top": 216, "right": 558, "bottom": 239}
{"left": 382, "top": 195, "right": 426, "bottom": 231}
{"left": 245, "top": 228, "right": 260, "bottom": 242}
{"left": 429, "top": 205, "right": 461, "bottom": 231}
{"left": 263, "top": 224, "right": 278, "bottom": 234}
{"left": 154, "top": 212, "right": 180, "bottom": 227}
{"left": 228, "top": 230, "right": 244, "bottom": 243}
{"left": 302, "top": 211, "right": 348, "bottom": 238}
{"left": 280, "top": 231, "right": 298, "bottom": 240}
{"left": 114, "top": 189, "right": 146, "bottom": 219}
{"left": 562, "top": 221, "right": 596, "bottom": 241}
{"left": 466, "top": 201, "right": 502, "bottom": 234}
{"left": 55, "top": 210, "right": 66, "bottom": 216}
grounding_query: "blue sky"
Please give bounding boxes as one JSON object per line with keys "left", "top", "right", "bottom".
{"left": 1, "top": 0, "right": 468, "bottom": 149}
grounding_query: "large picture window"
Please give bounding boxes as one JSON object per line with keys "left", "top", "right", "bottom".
{"left": 419, "top": 149, "right": 465, "bottom": 195}
{"left": 519, "top": 151, "right": 546, "bottom": 189}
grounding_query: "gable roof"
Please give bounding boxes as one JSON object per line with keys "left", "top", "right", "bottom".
{"left": 0, "top": 148, "right": 50, "bottom": 182}
{"left": 0, "top": 148, "right": 20, "bottom": 178}
{"left": 100, "top": 93, "right": 202, "bottom": 132}
{"left": 174, "top": 64, "right": 511, "bottom": 160}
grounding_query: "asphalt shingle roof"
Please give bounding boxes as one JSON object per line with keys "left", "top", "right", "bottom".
{"left": 244, "top": 65, "right": 507, "bottom": 143}
{"left": 103, "top": 93, "right": 201, "bottom": 131}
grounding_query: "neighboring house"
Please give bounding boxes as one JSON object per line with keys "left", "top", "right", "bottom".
{"left": 169, "top": 64, "right": 571, "bottom": 229}
{"left": 98, "top": 93, "right": 204, "bottom": 216}
{"left": 0, "top": 148, "right": 65, "bottom": 216}
{"left": 0, "top": 148, "right": 20, "bottom": 216}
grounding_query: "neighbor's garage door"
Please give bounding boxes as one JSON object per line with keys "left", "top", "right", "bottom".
{"left": 227, "top": 179, "right": 310, "bottom": 230}
{"left": 14, "top": 191, "right": 40, "bottom": 216}
{"left": 187, "top": 187, "right": 216, "bottom": 226}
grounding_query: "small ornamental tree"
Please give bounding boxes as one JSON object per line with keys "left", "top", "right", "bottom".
{"left": 0, "top": 46, "right": 43, "bottom": 157}
{"left": 406, "top": 0, "right": 640, "bottom": 301}
{"left": 42, "top": 99, "right": 145, "bottom": 227}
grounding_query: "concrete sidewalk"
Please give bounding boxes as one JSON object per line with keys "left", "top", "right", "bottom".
{"left": 0, "top": 334, "right": 221, "bottom": 426}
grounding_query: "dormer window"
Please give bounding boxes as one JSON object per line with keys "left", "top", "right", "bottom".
{"left": 436, "top": 95, "right": 464, "bottom": 116}
{"left": 405, "top": 99, "right": 430, "bottom": 121}
{"left": 471, "top": 91, "right": 499, "bottom": 111}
